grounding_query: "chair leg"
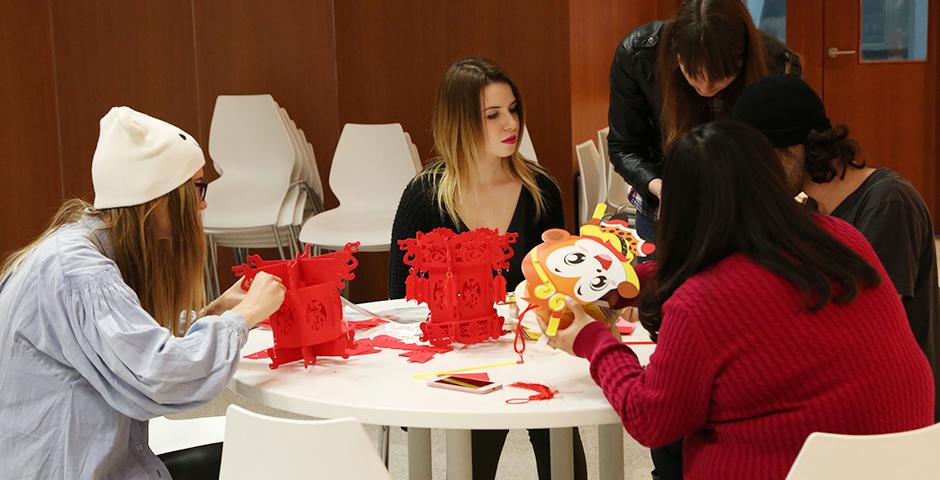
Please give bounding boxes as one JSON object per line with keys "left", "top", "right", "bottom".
{"left": 285, "top": 227, "right": 298, "bottom": 258}
{"left": 207, "top": 235, "right": 220, "bottom": 299}
{"left": 378, "top": 425, "right": 390, "bottom": 468}
{"left": 271, "top": 226, "right": 287, "bottom": 260}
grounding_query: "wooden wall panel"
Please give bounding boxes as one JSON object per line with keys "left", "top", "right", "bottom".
{"left": 0, "top": 1, "right": 62, "bottom": 257}
{"left": 334, "top": 0, "right": 572, "bottom": 301}
{"left": 786, "top": 1, "right": 824, "bottom": 93}
{"left": 569, "top": 0, "right": 658, "bottom": 174}
{"left": 193, "top": 0, "right": 339, "bottom": 207}
{"left": 50, "top": 0, "right": 201, "bottom": 202}
{"left": 193, "top": 0, "right": 340, "bottom": 291}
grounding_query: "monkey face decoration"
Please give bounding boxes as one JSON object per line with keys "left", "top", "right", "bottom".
{"left": 521, "top": 204, "right": 653, "bottom": 335}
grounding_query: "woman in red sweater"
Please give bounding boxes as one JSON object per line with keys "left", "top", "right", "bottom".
{"left": 547, "top": 121, "right": 934, "bottom": 479}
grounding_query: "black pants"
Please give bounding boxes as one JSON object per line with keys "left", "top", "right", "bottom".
{"left": 158, "top": 442, "right": 223, "bottom": 480}
{"left": 472, "top": 428, "right": 587, "bottom": 480}
{"left": 650, "top": 439, "right": 683, "bottom": 480}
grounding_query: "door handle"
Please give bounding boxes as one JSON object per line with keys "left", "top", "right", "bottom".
{"left": 827, "top": 47, "right": 857, "bottom": 58}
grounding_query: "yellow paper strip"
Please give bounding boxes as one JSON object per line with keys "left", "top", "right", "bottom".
{"left": 546, "top": 316, "right": 561, "bottom": 336}
{"left": 412, "top": 360, "right": 519, "bottom": 379}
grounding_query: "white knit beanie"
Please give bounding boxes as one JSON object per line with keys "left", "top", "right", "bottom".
{"left": 92, "top": 106, "right": 205, "bottom": 209}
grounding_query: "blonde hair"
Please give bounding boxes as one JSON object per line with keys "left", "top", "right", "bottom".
{"left": 1, "top": 183, "right": 206, "bottom": 336}
{"left": 425, "top": 57, "right": 554, "bottom": 227}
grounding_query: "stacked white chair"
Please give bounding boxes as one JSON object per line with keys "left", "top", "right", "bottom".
{"left": 575, "top": 140, "right": 608, "bottom": 224}
{"left": 785, "top": 422, "right": 940, "bottom": 479}
{"left": 599, "top": 126, "right": 636, "bottom": 217}
{"left": 218, "top": 405, "right": 392, "bottom": 480}
{"left": 202, "top": 95, "right": 325, "bottom": 296}
{"left": 298, "top": 123, "right": 418, "bottom": 253}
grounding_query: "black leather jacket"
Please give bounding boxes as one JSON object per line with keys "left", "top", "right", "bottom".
{"left": 608, "top": 21, "right": 802, "bottom": 207}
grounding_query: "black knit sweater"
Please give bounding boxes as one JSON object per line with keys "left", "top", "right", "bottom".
{"left": 388, "top": 167, "right": 565, "bottom": 299}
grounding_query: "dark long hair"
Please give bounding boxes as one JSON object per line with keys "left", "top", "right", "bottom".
{"left": 637, "top": 121, "right": 881, "bottom": 340}
{"left": 659, "top": 0, "right": 769, "bottom": 151}
{"left": 804, "top": 125, "right": 864, "bottom": 183}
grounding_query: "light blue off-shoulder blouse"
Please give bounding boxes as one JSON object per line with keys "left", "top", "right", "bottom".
{"left": 0, "top": 217, "right": 247, "bottom": 479}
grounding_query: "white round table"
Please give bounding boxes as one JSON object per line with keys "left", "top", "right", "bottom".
{"left": 230, "top": 299, "right": 655, "bottom": 480}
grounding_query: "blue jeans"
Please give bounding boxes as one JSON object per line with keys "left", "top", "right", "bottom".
{"left": 635, "top": 209, "right": 657, "bottom": 262}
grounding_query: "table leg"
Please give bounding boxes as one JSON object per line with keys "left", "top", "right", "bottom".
{"left": 597, "top": 424, "right": 624, "bottom": 480}
{"left": 550, "top": 427, "right": 574, "bottom": 480}
{"left": 408, "top": 427, "right": 431, "bottom": 480}
{"left": 445, "top": 429, "right": 472, "bottom": 480}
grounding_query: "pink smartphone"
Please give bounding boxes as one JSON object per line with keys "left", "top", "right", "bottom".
{"left": 427, "top": 375, "right": 503, "bottom": 394}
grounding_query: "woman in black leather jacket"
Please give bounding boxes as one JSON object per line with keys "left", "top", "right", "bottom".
{"left": 607, "top": 0, "right": 801, "bottom": 247}
{"left": 607, "top": 2, "right": 801, "bottom": 478}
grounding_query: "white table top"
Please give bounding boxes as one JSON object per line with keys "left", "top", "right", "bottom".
{"left": 230, "top": 299, "right": 655, "bottom": 430}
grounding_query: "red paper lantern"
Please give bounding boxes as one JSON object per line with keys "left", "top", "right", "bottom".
{"left": 399, "top": 228, "right": 517, "bottom": 346}
{"left": 232, "top": 243, "right": 360, "bottom": 368}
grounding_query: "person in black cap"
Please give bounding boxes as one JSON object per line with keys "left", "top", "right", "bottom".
{"left": 733, "top": 74, "right": 940, "bottom": 421}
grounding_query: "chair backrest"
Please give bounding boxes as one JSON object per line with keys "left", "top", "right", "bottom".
{"left": 149, "top": 416, "right": 225, "bottom": 456}
{"left": 599, "top": 126, "right": 632, "bottom": 209}
{"left": 205, "top": 95, "right": 295, "bottom": 228}
{"left": 403, "top": 131, "right": 422, "bottom": 172}
{"left": 785, "top": 422, "right": 940, "bottom": 479}
{"left": 219, "top": 405, "right": 391, "bottom": 480}
{"left": 330, "top": 123, "right": 417, "bottom": 210}
{"left": 519, "top": 125, "right": 538, "bottom": 163}
{"left": 575, "top": 139, "right": 606, "bottom": 224}
{"left": 597, "top": 126, "right": 611, "bottom": 184}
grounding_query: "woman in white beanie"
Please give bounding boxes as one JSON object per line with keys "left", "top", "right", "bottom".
{"left": 0, "top": 107, "right": 285, "bottom": 479}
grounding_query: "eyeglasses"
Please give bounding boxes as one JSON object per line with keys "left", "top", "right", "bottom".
{"left": 194, "top": 180, "right": 208, "bottom": 201}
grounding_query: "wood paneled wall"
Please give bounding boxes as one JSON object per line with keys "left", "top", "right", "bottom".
{"left": 569, "top": 0, "right": 658, "bottom": 174}
{"left": 5, "top": 1, "right": 937, "bottom": 302}
{"left": 0, "top": 1, "right": 62, "bottom": 253}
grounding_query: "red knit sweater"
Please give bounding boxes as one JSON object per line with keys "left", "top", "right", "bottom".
{"left": 573, "top": 215, "right": 934, "bottom": 479}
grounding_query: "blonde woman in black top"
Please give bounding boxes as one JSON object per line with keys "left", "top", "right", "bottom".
{"left": 389, "top": 58, "right": 582, "bottom": 480}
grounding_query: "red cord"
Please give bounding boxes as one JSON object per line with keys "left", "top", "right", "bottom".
{"left": 513, "top": 304, "right": 538, "bottom": 364}
{"left": 505, "top": 382, "right": 559, "bottom": 404}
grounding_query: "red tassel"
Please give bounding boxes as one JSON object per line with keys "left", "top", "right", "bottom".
{"left": 505, "top": 382, "right": 559, "bottom": 404}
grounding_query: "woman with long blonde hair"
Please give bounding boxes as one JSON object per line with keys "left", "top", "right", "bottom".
{"left": 0, "top": 107, "right": 284, "bottom": 479}
{"left": 389, "top": 57, "right": 583, "bottom": 480}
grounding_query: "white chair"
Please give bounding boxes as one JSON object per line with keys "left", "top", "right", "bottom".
{"left": 575, "top": 140, "right": 607, "bottom": 224}
{"left": 519, "top": 125, "right": 538, "bottom": 162}
{"left": 149, "top": 416, "right": 225, "bottom": 456}
{"left": 298, "top": 123, "right": 418, "bottom": 252}
{"left": 403, "top": 131, "right": 422, "bottom": 172}
{"left": 597, "top": 126, "right": 611, "bottom": 187}
{"left": 785, "top": 422, "right": 940, "bottom": 479}
{"left": 218, "top": 405, "right": 391, "bottom": 480}
{"left": 600, "top": 126, "right": 636, "bottom": 217}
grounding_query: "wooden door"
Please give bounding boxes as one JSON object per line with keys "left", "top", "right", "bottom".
{"left": 819, "top": 0, "right": 939, "bottom": 217}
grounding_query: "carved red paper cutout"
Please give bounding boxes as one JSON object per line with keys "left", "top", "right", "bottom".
{"left": 399, "top": 228, "right": 517, "bottom": 347}
{"left": 232, "top": 243, "right": 360, "bottom": 369}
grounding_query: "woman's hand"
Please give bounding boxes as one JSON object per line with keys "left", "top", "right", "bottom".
{"left": 231, "top": 272, "right": 286, "bottom": 328}
{"left": 537, "top": 297, "right": 599, "bottom": 355}
{"left": 648, "top": 178, "right": 663, "bottom": 199}
{"left": 202, "top": 278, "right": 249, "bottom": 317}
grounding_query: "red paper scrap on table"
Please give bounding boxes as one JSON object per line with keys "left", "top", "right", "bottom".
{"left": 245, "top": 334, "right": 454, "bottom": 363}
{"left": 399, "top": 350, "right": 438, "bottom": 363}
{"left": 617, "top": 323, "right": 636, "bottom": 335}
{"left": 244, "top": 349, "right": 270, "bottom": 360}
{"left": 347, "top": 318, "right": 388, "bottom": 330}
